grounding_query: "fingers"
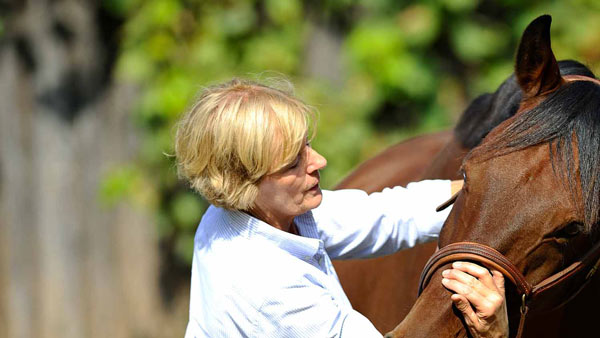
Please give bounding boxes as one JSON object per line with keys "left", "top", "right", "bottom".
{"left": 450, "top": 294, "right": 478, "bottom": 326}
{"left": 491, "top": 270, "right": 506, "bottom": 294}
{"left": 451, "top": 262, "right": 497, "bottom": 292}
{"left": 441, "top": 262, "right": 509, "bottom": 338}
{"left": 442, "top": 262, "right": 505, "bottom": 317}
{"left": 442, "top": 262, "right": 497, "bottom": 299}
{"left": 450, "top": 180, "right": 464, "bottom": 195}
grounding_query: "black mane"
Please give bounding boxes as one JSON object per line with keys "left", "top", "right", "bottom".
{"left": 474, "top": 62, "right": 600, "bottom": 232}
{"left": 454, "top": 60, "right": 595, "bottom": 149}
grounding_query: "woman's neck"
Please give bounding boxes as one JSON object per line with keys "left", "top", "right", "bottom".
{"left": 245, "top": 207, "right": 295, "bottom": 234}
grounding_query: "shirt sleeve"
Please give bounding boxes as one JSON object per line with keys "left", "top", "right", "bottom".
{"left": 313, "top": 179, "right": 452, "bottom": 259}
{"left": 256, "top": 282, "right": 382, "bottom": 338}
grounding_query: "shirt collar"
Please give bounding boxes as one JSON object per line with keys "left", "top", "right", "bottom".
{"left": 223, "top": 208, "right": 321, "bottom": 260}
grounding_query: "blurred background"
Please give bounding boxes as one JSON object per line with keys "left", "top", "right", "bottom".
{"left": 1, "top": 0, "right": 599, "bottom": 337}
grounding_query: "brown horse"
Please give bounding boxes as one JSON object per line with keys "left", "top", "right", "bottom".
{"left": 333, "top": 22, "right": 598, "bottom": 336}
{"left": 333, "top": 42, "right": 528, "bottom": 333}
{"left": 333, "top": 131, "right": 458, "bottom": 331}
{"left": 388, "top": 15, "right": 600, "bottom": 337}
{"left": 335, "top": 130, "right": 454, "bottom": 193}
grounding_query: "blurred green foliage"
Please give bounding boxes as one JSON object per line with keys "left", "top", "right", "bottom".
{"left": 101, "top": 0, "right": 600, "bottom": 265}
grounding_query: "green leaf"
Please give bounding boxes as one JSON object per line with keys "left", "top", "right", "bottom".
{"left": 174, "top": 232, "right": 195, "bottom": 265}
{"left": 347, "top": 20, "right": 405, "bottom": 69}
{"left": 242, "top": 29, "right": 302, "bottom": 73}
{"left": 265, "top": 0, "right": 302, "bottom": 25}
{"left": 171, "top": 192, "right": 205, "bottom": 228}
{"left": 156, "top": 211, "right": 174, "bottom": 239}
{"left": 139, "top": 127, "right": 173, "bottom": 165}
{"left": 442, "top": 0, "right": 479, "bottom": 12}
{"left": 217, "top": 2, "right": 257, "bottom": 37}
{"left": 99, "top": 166, "right": 140, "bottom": 206}
{"left": 472, "top": 61, "right": 514, "bottom": 94}
{"left": 451, "top": 21, "right": 510, "bottom": 62}
{"left": 102, "top": 0, "right": 140, "bottom": 16}
{"left": 157, "top": 68, "right": 196, "bottom": 120}
{"left": 384, "top": 54, "right": 436, "bottom": 98}
{"left": 188, "top": 36, "right": 235, "bottom": 79}
{"left": 115, "top": 49, "right": 155, "bottom": 82}
{"left": 123, "top": 0, "right": 181, "bottom": 42}
{"left": 145, "top": 0, "right": 181, "bottom": 28}
{"left": 145, "top": 31, "right": 177, "bottom": 62}
{"left": 396, "top": 4, "right": 441, "bottom": 47}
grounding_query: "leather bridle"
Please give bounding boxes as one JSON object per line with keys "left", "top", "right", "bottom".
{"left": 418, "top": 241, "right": 600, "bottom": 337}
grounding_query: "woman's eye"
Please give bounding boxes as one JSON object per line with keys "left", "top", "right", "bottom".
{"left": 286, "top": 143, "right": 309, "bottom": 170}
{"left": 288, "top": 156, "right": 300, "bottom": 169}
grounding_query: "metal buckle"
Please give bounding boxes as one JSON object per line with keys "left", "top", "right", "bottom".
{"left": 520, "top": 294, "right": 529, "bottom": 315}
{"left": 586, "top": 257, "right": 600, "bottom": 280}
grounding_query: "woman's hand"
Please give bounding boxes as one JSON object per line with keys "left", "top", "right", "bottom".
{"left": 450, "top": 180, "right": 464, "bottom": 195}
{"left": 441, "top": 262, "right": 508, "bottom": 338}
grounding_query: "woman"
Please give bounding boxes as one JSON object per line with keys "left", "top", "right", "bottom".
{"left": 176, "top": 78, "right": 508, "bottom": 337}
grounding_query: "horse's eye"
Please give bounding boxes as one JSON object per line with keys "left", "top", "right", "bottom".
{"left": 560, "top": 222, "right": 581, "bottom": 238}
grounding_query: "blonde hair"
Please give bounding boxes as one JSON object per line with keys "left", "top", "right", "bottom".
{"left": 175, "top": 78, "right": 316, "bottom": 210}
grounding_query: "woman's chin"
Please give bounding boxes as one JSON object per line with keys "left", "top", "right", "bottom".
{"left": 307, "top": 188, "right": 323, "bottom": 209}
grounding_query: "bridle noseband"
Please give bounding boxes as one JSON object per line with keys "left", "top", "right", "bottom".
{"left": 418, "top": 241, "right": 600, "bottom": 338}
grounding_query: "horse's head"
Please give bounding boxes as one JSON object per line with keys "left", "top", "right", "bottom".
{"left": 388, "top": 15, "right": 600, "bottom": 338}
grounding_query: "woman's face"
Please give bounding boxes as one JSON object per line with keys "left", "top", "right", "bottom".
{"left": 253, "top": 143, "right": 327, "bottom": 229}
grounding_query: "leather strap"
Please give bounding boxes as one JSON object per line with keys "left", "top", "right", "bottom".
{"left": 516, "top": 306, "right": 527, "bottom": 338}
{"left": 418, "top": 242, "right": 532, "bottom": 296}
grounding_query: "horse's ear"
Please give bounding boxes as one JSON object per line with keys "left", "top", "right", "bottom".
{"left": 515, "top": 15, "right": 562, "bottom": 98}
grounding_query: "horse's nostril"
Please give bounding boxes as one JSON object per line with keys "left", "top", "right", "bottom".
{"left": 384, "top": 333, "right": 395, "bottom": 338}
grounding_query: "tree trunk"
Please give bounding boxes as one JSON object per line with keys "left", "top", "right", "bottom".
{"left": 0, "top": 1, "right": 187, "bottom": 337}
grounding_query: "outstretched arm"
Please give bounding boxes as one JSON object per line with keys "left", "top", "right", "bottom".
{"left": 314, "top": 180, "right": 453, "bottom": 260}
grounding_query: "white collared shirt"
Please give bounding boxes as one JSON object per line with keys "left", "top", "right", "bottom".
{"left": 185, "top": 180, "right": 452, "bottom": 337}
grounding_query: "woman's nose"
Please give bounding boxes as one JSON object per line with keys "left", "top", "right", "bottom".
{"left": 307, "top": 148, "right": 327, "bottom": 173}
